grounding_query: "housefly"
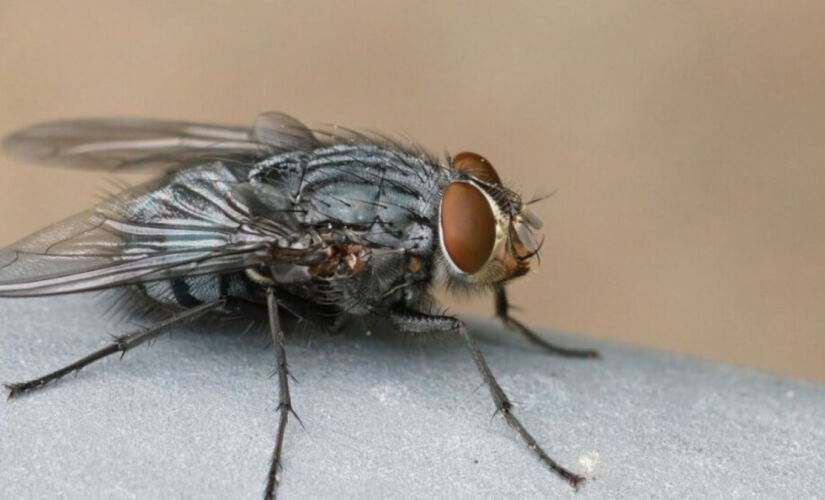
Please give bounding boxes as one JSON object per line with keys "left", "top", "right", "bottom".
{"left": 0, "top": 112, "right": 598, "bottom": 498}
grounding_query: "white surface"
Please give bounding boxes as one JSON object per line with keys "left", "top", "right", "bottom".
{"left": 1, "top": 295, "right": 824, "bottom": 499}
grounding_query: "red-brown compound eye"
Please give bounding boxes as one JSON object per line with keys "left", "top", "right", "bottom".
{"left": 452, "top": 151, "right": 502, "bottom": 185}
{"left": 440, "top": 182, "right": 496, "bottom": 274}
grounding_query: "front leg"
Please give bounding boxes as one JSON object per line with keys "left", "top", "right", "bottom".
{"left": 390, "top": 309, "right": 586, "bottom": 489}
{"left": 495, "top": 287, "right": 599, "bottom": 359}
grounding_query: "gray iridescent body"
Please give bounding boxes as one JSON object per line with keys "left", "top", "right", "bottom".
{"left": 0, "top": 113, "right": 534, "bottom": 309}
{"left": 132, "top": 143, "right": 460, "bottom": 318}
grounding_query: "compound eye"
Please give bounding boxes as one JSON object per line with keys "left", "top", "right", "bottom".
{"left": 440, "top": 182, "right": 496, "bottom": 274}
{"left": 452, "top": 151, "right": 502, "bottom": 185}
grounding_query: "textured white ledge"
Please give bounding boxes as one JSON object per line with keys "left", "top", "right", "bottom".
{"left": 1, "top": 295, "right": 823, "bottom": 499}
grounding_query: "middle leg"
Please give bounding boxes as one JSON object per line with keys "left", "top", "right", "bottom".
{"left": 264, "top": 287, "right": 295, "bottom": 500}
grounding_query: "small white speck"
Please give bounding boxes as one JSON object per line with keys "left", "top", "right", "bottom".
{"left": 578, "top": 450, "right": 601, "bottom": 477}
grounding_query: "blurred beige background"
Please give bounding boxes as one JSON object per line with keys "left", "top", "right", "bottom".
{"left": 1, "top": 1, "right": 824, "bottom": 382}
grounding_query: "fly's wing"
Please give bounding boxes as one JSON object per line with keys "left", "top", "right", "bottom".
{"left": 0, "top": 163, "right": 318, "bottom": 297}
{"left": 1, "top": 112, "right": 320, "bottom": 171}
{"left": 251, "top": 112, "right": 319, "bottom": 152}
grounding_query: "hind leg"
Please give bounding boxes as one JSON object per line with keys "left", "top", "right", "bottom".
{"left": 4, "top": 300, "right": 225, "bottom": 399}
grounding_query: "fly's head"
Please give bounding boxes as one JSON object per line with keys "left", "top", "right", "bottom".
{"left": 435, "top": 152, "right": 543, "bottom": 292}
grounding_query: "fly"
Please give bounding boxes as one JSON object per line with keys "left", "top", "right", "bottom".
{"left": 0, "top": 112, "right": 599, "bottom": 498}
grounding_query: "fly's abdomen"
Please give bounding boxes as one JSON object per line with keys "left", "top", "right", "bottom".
{"left": 137, "top": 273, "right": 255, "bottom": 307}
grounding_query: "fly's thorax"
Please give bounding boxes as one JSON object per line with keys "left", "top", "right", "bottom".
{"left": 434, "top": 152, "right": 543, "bottom": 290}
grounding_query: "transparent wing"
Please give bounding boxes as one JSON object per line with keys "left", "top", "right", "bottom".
{"left": 1, "top": 111, "right": 320, "bottom": 171}
{"left": 0, "top": 163, "right": 311, "bottom": 297}
{"left": 251, "top": 112, "right": 319, "bottom": 152}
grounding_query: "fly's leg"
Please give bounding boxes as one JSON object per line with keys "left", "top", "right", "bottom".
{"left": 495, "top": 287, "right": 599, "bottom": 359}
{"left": 390, "top": 310, "right": 586, "bottom": 490}
{"left": 3, "top": 300, "right": 225, "bottom": 400}
{"left": 264, "top": 287, "right": 297, "bottom": 500}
